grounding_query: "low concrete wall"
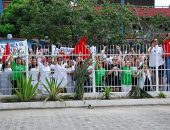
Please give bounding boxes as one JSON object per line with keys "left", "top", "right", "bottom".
{"left": 0, "top": 98, "right": 170, "bottom": 110}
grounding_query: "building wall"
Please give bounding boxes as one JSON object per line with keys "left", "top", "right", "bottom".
{"left": 3, "top": 1, "right": 11, "bottom": 9}
{"left": 98, "top": 0, "right": 154, "bottom": 6}
{"left": 0, "top": 0, "right": 3, "bottom": 14}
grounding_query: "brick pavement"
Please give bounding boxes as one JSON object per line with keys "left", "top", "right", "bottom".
{"left": 0, "top": 106, "right": 170, "bottom": 130}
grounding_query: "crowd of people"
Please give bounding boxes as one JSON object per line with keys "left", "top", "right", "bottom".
{"left": 0, "top": 33, "right": 170, "bottom": 95}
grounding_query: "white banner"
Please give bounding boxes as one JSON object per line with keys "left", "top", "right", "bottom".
{"left": 52, "top": 45, "right": 74, "bottom": 55}
{"left": 0, "top": 40, "right": 28, "bottom": 56}
{"left": 52, "top": 44, "right": 96, "bottom": 55}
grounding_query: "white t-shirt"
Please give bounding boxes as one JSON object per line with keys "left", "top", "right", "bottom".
{"left": 149, "top": 46, "right": 164, "bottom": 67}
{"left": 53, "top": 63, "right": 68, "bottom": 87}
{"left": 29, "top": 67, "right": 39, "bottom": 81}
{"left": 0, "top": 64, "right": 2, "bottom": 71}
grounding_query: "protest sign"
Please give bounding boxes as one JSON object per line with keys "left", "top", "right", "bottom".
{"left": 0, "top": 40, "right": 28, "bottom": 57}
{"left": 52, "top": 45, "right": 74, "bottom": 55}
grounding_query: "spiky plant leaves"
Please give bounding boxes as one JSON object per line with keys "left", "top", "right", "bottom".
{"left": 15, "top": 74, "right": 39, "bottom": 101}
{"left": 127, "top": 86, "right": 152, "bottom": 99}
{"left": 42, "top": 78, "right": 63, "bottom": 101}
{"left": 102, "top": 87, "right": 112, "bottom": 99}
{"left": 73, "top": 58, "right": 90, "bottom": 100}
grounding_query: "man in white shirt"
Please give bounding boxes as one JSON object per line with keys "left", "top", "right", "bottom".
{"left": 148, "top": 39, "right": 164, "bottom": 90}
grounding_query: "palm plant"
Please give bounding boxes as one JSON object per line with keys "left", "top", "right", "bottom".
{"left": 102, "top": 87, "right": 112, "bottom": 100}
{"left": 42, "top": 78, "right": 63, "bottom": 101}
{"left": 73, "top": 58, "right": 90, "bottom": 100}
{"left": 127, "top": 86, "right": 152, "bottom": 99}
{"left": 15, "top": 75, "right": 39, "bottom": 102}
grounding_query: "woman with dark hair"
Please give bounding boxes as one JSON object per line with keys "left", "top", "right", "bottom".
{"left": 10, "top": 51, "right": 26, "bottom": 94}
{"left": 0, "top": 62, "right": 12, "bottom": 95}
{"left": 95, "top": 61, "right": 107, "bottom": 92}
{"left": 66, "top": 59, "right": 75, "bottom": 93}
{"left": 148, "top": 38, "right": 164, "bottom": 90}
{"left": 138, "top": 64, "right": 153, "bottom": 91}
{"left": 29, "top": 57, "right": 40, "bottom": 86}
{"left": 53, "top": 56, "right": 69, "bottom": 92}
{"left": 38, "top": 56, "right": 51, "bottom": 94}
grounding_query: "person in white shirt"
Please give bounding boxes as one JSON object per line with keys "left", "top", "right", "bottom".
{"left": 148, "top": 39, "right": 164, "bottom": 90}
{"left": 0, "top": 59, "right": 2, "bottom": 71}
{"left": 53, "top": 56, "right": 68, "bottom": 92}
{"left": 29, "top": 57, "right": 40, "bottom": 87}
{"left": 138, "top": 64, "right": 153, "bottom": 91}
{"left": 66, "top": 60, "right": 75, "bottom": 93}
{"left": 38, "top": 56, "right": 51, "bottom": 94}
{"left": 0, "top": 62, "right": 12, "bottom": 95}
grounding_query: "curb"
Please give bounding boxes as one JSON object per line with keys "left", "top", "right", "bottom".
{"left": 0, "top": 98, "right": 170, "bottom": 110}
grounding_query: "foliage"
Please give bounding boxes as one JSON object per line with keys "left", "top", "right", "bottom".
{"left": 73, "top": 58, "right": 90, "bottom": 100}
{"left": 0, "top": 0, "right": 139, "bottom": 45}
{"left": 42, "top": 78, "right": 63, "bottom": 101}
{"left": 0, "top": 0, "right": 27, "bottom": 37}
{"left": 15, "top": 75, "right": 39, "bottom": 102}
{"left": 145, "top": 14, "right": 170, "bottom": 32}
{"left": 1, "top": 0, "right": 169, "bottom": 44}
{"left": 102, "top": 87, "right": 112, "bottom": 99}
{"left": 126, "top": 5, "right": 170, "bottom": 42}
{"left": 0, "top": 24, "right": 15, "bottom": 36}
{"left": 158, "top": 91, "right": 166, "bottom": 98}
{"left": 127, "top": 86, "right": 152, "bottom": 99}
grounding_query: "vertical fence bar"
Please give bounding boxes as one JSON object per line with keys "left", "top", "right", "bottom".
{"left": 156, "top": 50, "right": 159, "bottom": 91}
{"left": 92, "top": 46, "right": 96, "bottom": 93}
{"left": 25, "top": 39, "right": 29, "bottom": 81}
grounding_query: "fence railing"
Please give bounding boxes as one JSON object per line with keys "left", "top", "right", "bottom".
{"left": 0, "top": 44, "right": 170, "bottom": 96}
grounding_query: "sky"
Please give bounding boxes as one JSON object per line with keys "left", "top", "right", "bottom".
{"left": 155, "top": 0, "right": 170, "bottom": 7}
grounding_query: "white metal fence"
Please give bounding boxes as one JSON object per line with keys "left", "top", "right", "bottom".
{"left": 0, "top": 43, "right": 170, "bottom": 96}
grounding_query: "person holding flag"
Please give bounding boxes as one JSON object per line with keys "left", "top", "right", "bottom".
{"left": 10, "top": 48, "right": 26, "bottom": 94}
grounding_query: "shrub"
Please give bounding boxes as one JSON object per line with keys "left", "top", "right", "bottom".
{"left": 73, "top": 58, "right": 90, "bottom": 100}
{"left": 42, "top": 78, "right": 63, "bottom": 101}
{"left": 158, "top": 91, "right": 166, "bottom": 98}
{"left": 127, "top": 86, "right": 152, "bottom": 99}
{"left": 102, "top": 87, "right": 112, "bottom": 99}
{"left": 15, "top": 75, "right": 39, "bottom": 102}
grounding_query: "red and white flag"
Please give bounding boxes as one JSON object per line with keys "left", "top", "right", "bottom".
{"left": 2, "top": 43, "right": 10, "bottom": 62}
{"left": 71, "top": 36, "right": 90, "bottom": 59}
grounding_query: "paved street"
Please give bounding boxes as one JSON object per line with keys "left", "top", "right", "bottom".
{"left": 0, "top": 105, "right": 170, "bottom": 130}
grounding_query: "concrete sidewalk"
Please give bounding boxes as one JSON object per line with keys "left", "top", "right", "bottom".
{"left": 1, "top": 106, "right": 170, "bottom": 130}
{"left": 0, "top": 98, "right": 170, "bottom": 110}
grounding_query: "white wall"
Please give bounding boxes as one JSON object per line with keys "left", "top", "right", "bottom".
{"left": 155, "top": 0, "right": 170, "bottom": 7}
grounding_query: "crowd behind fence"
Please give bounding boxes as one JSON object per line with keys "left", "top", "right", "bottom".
{"left": 0, "top": 36, "right": 170, "bottom": 95}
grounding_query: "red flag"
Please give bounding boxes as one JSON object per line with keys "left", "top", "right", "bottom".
{"left": 71, "top": 36, "right": 90, "bottom": 59}
{"left": 2, "top": 43, "right": 10, "bottom": 62}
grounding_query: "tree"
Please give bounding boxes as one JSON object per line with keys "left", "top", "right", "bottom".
{"left": 0, "top": 0, "right": 27, "bottom": 37}
{"left": 3, "top": 0, "right": 164, "bottom": 45}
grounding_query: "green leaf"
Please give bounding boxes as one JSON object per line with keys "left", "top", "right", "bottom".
{"left": 15, "top": 74, "right": 38, "bottom": 101}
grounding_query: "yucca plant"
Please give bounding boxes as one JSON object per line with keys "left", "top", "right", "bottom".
{"left": 102, "top": 87, "right": 112, "bottom": 99}
{"left": 42, "top": 78, "right": 63, "bottom": 101}
{"left": 73, "top": 58, "right": 90, "bottom": 100}
{"left": 15, "top": 75, "right": 39, "bottom": 102}
{"left": 127, "top": 86, "right": 152, "bottom": 99}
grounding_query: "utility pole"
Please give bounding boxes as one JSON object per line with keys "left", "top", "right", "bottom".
{"left": 120, "top": 0, "right": 125, "bottom": 6}
{"left": 0, "top": 0, "right": 3, "bottom": 14}
{"left": 120, "top": 0, "right": 125, "bottom": 35}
